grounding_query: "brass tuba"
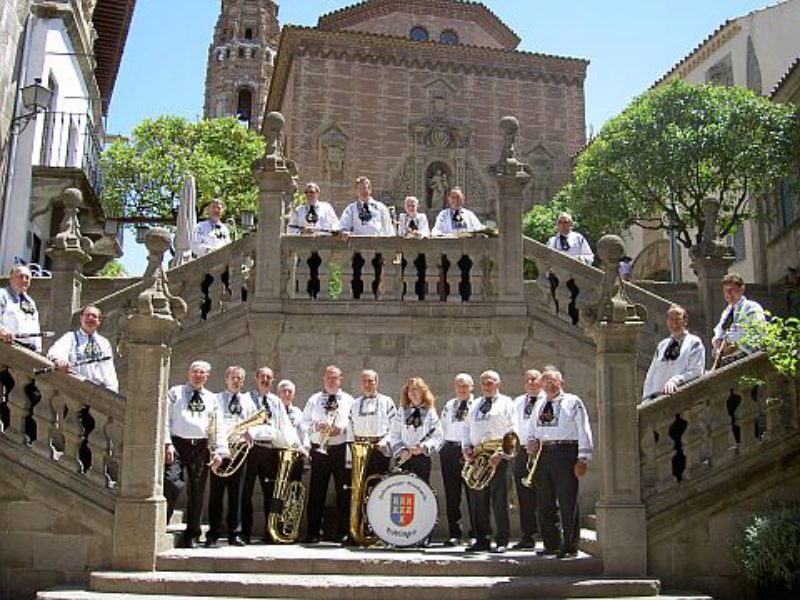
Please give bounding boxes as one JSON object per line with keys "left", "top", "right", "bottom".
{"left": 267, "top": 448, "right": 307, "bottom": 543}
{"left": 348, "top": 440, "right": 383, "bottom": 546}
{"left": 462, "top": 431, "right": 519, "bottom": 490}
{"left": 210, "top": 409, "right": 269, "bottom": 478}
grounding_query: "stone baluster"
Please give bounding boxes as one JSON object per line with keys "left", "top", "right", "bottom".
{"left": 112, "top": 228, "right": 187, "bottom": 570}
{"left": 30, "top": 381, "right": 57, "bottom": 460}
{"left": 225, "top": 246, "right": 244, "bottom": 307}
{"left": 585, "top": 234, "right": 648, "bottom": 576}
{"left": 49, "top": 389, "right": 67, "bottom": 458}
{"left": 3, "top": 367, "right": 28, "bottom": 445}
{"left": 46, "top": 188, "right": 93, "bottom": 337}
{"left": 85, "top": 409, "right": 111, "bottom": 488}
{"left": 490, "top": 116, "right": 529, "bottom": 305}
{"left": 253, "top": 112, "right": 296, "bottom": 311}
{"left": 105, "top": 418, "right": 124, "bottom": 489}
{"left": 688, "top": 198, "right": 736, "bottom": 354}
{"left": 62, "top": 394, "right": 85, "bottom": 472}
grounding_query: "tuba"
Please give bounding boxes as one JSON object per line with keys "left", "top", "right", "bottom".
{"left": 348, "top": 440, "right": 383, "bottom": 546}
{"left": 462, "top": 431, "right": 519, "bottom": 490}
{"left": 267, "top": 447, "right": 307, "bottom": 543}
{"left": 209, "top": 409, "right": 269, "bottom": 478}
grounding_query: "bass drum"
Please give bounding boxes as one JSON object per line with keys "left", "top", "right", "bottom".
{"left": 366, "top": 472, "right": 437, "bottom": 547}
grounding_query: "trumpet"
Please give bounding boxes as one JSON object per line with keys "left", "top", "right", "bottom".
{"left": 521, "top": 442, "right": 543, "bottom": 488}
{"left": 462, "top": 431, "right": 519, "bottom": 490}
{"left": 315, "top": 408, "right": 339, "bottom": 455}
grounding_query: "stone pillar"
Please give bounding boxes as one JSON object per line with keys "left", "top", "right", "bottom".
{"left": 252, "top": 111, "right": 297, "bottom": 311}
{"left": 689, "top": 198, "right": 735, "bottom": 352}
{"left": 490, "top": 116, "right": 530, "bottom": 304}
{"left": 111, "top": 228, "right": 187, "bottom": 570}
{"left": 45, "top": 188, "right": 93, "bottom": 335}
{"left": 584, "top": 235, "right": 648, "bottom": 576}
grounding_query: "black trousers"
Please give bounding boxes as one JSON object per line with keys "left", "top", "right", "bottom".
{"left": 512, "top": 449, "right": 538, "bottom": 540}
{"left": 440, "top": 441, "right": 474, "bottom": 539}
{"left": 468, "top": 459, "right": 510, "bottom": 545}
{"left": 167, "top": 436, "right": 209, "bottom": 543}
{"left": 307, "top": 442, "right": 350, "bottom": 539}
{"left": 535, "top": 445, "right": 580, "bottom": 553}
{"left": 207, "top": 464, "right": 245, "bottom": 541}
{"left": 400, "top": 453, "right": 431, "bottom": 483}
{"left": 241, "top": 445, "right": 280, "bottom": 540}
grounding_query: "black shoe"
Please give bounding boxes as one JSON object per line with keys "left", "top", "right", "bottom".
{"left": 204, "top": 537, "right": 219, "bottom": 548}
{"left": 557, "top": 548, "right": 579, "bottom": 559}
{"left": 241, "top": 535, "right": 252, "bottom": 545}
{"left": 182, "top": 536, "right": 197, "bottom": 549}
{"left": 492, "top": 545, "right": 508, "bottom": 554}
{"left": 536, "top": 548, "right": 558, "bottom": 556}
{"left": 340, "top": 535, "right": 356, "bottom": 547}
{"left": 228, "top": 536, "right": 246, "bottom": 547}
{"left": 513, "top": 539, "right": 535, "bottom": 550}
{"left": 443, "top": 537, "right": 462, "bottom": 547}
{"left": 465, "top": 541, "right": 490, "bottom": 553}
{"left": 303, "top": 535, "right": 320, "bottom": 544}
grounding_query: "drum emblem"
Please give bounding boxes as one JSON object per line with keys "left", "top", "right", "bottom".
{"left": 390, "top": 493, "right": 415, "bottom": 526}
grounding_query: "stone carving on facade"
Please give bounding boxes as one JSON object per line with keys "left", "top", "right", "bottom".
{"left": 706, "top": 54, "right": 734, "bottom": 87}
{"left": 427, "top": 167, "right": 450, "bottom": 208}
{"left": 523, "top": 142, "right": 554, "bottom": 205}
{"left": 49, "top": 188, "right": 93, "bottom": 255}
{"left": 390, "top": 155, "right": 416, "bottom": 202}
{"left": 318, "top": 124, "right": 348, "bottom": 178}
{"left": 465, "top": 160, "right": 489, "bottom": 214}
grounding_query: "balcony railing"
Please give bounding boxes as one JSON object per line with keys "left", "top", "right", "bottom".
{"left": 37, "top": 111, "right": 104, "bottom": 197}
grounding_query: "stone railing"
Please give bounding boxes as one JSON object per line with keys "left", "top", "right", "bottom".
{"left": 92, "top": 234, "right": 257, "bottom": 345}
{"left": 281, "top": 235, "right": 499, "bottom": 304}
{"left": 0, "top": 342, "right": 123, "bottom": 511}
{"left": 524, "top": 236, "right": 673, "bottom": 361}
{"left": 638, "top": 352, "right": 798, "bottom": 517}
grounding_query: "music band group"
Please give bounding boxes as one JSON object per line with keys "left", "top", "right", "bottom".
{"left": 164, "top": 363, "right": 593, "bottom": 557}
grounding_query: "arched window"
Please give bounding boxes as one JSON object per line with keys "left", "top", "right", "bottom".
{"left": 439, "top": 29, "right": 459, "bottom": 45}
{"left": 244, "top": 27, "right": 253, "bottom": 41}
{"left": 409, "top": 26, "right": 429, "bottom": 42}
{"left": 237, "top": 88, "right": 253, "bottom": 124}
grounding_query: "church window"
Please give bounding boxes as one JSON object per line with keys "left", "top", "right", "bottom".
{"left": 238, "top": 47, "right": 245, "bottom": 58}
{"left": 409, "top": 26, "right": 429, "bottom": 42}
{"left": 237, "top": 88, "right": 253, "bottom": 124}
{"left": 439, "top": 29, "right": 459, "bottom": 45}
{"left": 245, "top": 27, "right": 253, "bottom": 41}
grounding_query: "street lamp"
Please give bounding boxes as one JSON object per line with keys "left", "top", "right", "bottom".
{"left": 12, "top": 78, "right": 53, "bottom": 133}
{"left": 240, "top": 209, "right": 255, "bottom": 232}
{"left": 135, "top": 225, "right": 149, "bottom": 244}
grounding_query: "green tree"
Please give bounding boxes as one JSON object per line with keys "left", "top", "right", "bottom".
{"left": 95, "top": 259, "right": 128, "bottom": 278}
{"left": 552, "top": 80, "right": 800, "bottom": 249}
{"left": 101, "top": 116, "right": 265, "bottom": 221}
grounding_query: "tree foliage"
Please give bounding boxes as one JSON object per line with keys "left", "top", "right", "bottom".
{"left": 101, "top": 116, "right": 265, "bottom": 221}
{"left": 741, "top": 312, "right": 800, "bottom": 380}
{"left": 555, "top": 80, "right": 800, "bottom": 249}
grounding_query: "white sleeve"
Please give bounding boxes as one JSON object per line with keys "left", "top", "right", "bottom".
{"left": 431, "top": 211, "right": 448, "bottom": 236}
{"left": 575, "top": 399, "right": 593, "bottom": 460}
{"left": 642, "top": 348, "right": 660, "bottom": 399}
{"left": 46, "top": 333, "right": 74, "bottom": 363}
{"left": 339, "top": 204, "right": 354, "bottom": 232}
{"left": 422, "top": 409, "right": 444, "bottom": 455}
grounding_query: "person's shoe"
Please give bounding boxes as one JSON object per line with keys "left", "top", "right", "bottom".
{"left": 303, "top": 535, "right": 320, "bottom": 544}
{"left": 465, "top": 541, "right": 490, "bottom": 553}
{"left": 204, "top": 537, "right": 219, "bottom": 548}
{"left": 443, "top": 537, "right": 462, "bottom": 547}
{"left": 340, "top": 535, "right": 356, "bottom": 547}
{"left": 536, "top": 548, "right": 558, "bottom": 556}
{"left": 182, "top": 536, "right": 197, "bottom": 549}
{"left": 492, "top": 544, "right": 508, "bottom": 554}
{"left": 513, "top": 539, "right": 535, "bottom": 550}
{"left": 228, "top": 536, "right": 246, "bottom": 547}
{"left": 557, "top": 548, "right": 579, "bottom": 559}
{"left": 241, "top": 535, "right": 252, "bottom": 545}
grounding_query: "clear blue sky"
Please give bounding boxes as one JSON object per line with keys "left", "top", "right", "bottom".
{"left": 109, "top": 0, "right": 775, "bottom": 272}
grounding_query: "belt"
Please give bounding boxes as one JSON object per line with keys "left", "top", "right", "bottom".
{"left": 355, "top": 436, "right": 384, "bottom": 443}
{"left": 253, "top": 440, "right": 274, "bottom": 448}
{"left": 172, "top": 436, "right": 206, "bottom": 446}
{"left": 540, "top": 440, "right": 578, "bottom": 447}
{"left": 443, "top": 440, "right": 461, "bottom": 445}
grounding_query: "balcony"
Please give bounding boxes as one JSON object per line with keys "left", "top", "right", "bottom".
{"left": 37, "top": 111, "right": 104, "bottom": 198}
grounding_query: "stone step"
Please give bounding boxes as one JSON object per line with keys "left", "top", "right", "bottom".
{"left": 156, "top": 543, "right": 603, "bottom": 577}
{"left": 88, "top": 571, "right": 663, "bottom": 599}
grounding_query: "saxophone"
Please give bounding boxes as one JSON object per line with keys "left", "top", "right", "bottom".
{"left": 461, "top": 431, "right": 519, "bottom": 490}
{"left": 210, "top": 408, "right": 269, "bottom": 478}
{"left": 348, "top": 440, "right": 383, "bottom": 546}
{"left": 267, "top": 447, "right": 306, "bottom": 543}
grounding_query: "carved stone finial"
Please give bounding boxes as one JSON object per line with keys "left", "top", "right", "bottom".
{"left": 701, "top": 197, "right": 721, "bottom": 246}
{"left": 489, "top": 115, "right": 531, "bottom": 177}
{"left": 142, "top": 227, "right": 170, "bottom": 278}
{"left": 583, "top": 235, "right": 646, "bottom": 325}
{"left": 254, "top": 111, "right": 296, "bottom": 176}
{"left": 48, "top": 187, "right": 93, "bottom": 256}
{"left": 689, "top": 196, "right": 735, "bottom": 263}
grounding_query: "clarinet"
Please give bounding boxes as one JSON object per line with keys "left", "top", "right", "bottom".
{"left": 14, "top": 332, "right": 55, "bottom": 339}
{"left": 33, "top": 355, "right": 111, "bottom": 375}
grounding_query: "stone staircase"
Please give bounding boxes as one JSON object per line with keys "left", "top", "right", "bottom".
{"left": 37, "top": 544, "right": 712, "bottom": 600}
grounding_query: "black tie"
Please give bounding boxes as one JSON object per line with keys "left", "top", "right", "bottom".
{"left": 325, "top": 394, "right": 338, "bottom": 412}
{"left": 228, "top": 393, "right": 241, "bottom": 415}
{"left": 188, "top": 389, "right": 205, "bottom": 414}
{"left": 84, "top": 335, "right": 100, "bottom": 359}
{"left": 664, "top": 338, "right": 681, "bottom": 361}
{"left": 358, "top": 202, "right": 372, "bottom": 223}
{"left": 479, "top": 396, "right": 493, "bottom": 415}
{"left": 409, "top": 218, "right": 418, "bottom": 231}
{"left": 721, "top": 307, "right": 735, "bottom": 332}
{"left": 524, "top": 396, "right": 536, "bottom": 418}
{"left": 455, "top": 400, "right": 468, "bottom": 421}
{"left": 307, "top": 204, "right": 318, "bottom": 224}
{"left": 452, "top": 210, "right": 464, "bottom": 228}
{"left": 406, "top": 407, "right": 423, "bottom": 428}
{"left": 559, "top": 234, "right": 570, "bottom": 251}
{"left": 540, "top": 399, "right": 555, "bottom": 424}
{"left": 261, "top": 395, "right": 272, "bottom": 420}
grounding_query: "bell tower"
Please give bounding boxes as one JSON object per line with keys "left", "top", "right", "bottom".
{"left": 203, "top": 0, "right": 280, "bottom": 130}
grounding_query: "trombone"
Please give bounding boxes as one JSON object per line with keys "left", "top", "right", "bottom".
{"left": 521, "top": 441, "right": 543, "bottom": 488}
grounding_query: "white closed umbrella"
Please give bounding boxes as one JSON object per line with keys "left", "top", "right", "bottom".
{"left": 171, "top": 174, "right": 197, "bottom": 267}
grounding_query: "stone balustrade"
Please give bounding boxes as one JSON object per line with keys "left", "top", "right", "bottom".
{"left": 638, "top": 352, "right": 798, "bottom": 509}
{"left": 282, "top": 234, "right": 499, "bottom": 303}
{"left": 0, "top": 342, "right": 123, "bottom": 508}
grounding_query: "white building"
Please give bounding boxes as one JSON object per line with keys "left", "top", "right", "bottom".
{"left": 0, "top": 0, "right": 136, "bottom": 274}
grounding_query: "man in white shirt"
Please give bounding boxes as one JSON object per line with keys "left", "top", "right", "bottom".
{"left": 397, "top": 195, "right": 430, "bottom": 238}
{"left": 301, "top": 365, "right": 355, "bottom": 544}
{"left": 277, "top": 379, "right": 307, "bottom": 483}
{"left": 191, "top": 198, "right": 231, "bottom": 257}
{"left": 0, "top": 264, "right": 42, "bottom": 352}
{"left": 547, "top": 212, "right": 594, "bottom": 265}
{"left": 349, "top": 369, "right": 395, "bottom": 480}
{"left": 461, "top": 370, "right": 516, "bottom": 553}
{"left": 338, "top": 176, "right": 395, "bottom": 236}
{"left": 47, "top": 304, "right": 118, "bottom": 392}
{"left": 164, "top": 360, "right": 221, "bottom": 548}
{"left": 439, "top": 373, "right": 476, "bottom": 546}
{"left": 511, "top": 369, "right": 543, "bottom": 549}
{"left": 431, "top": 187, "right": 483, "bottom": 237}
{"left": 642, "top": 305, "right": 705, "bottom": 402}
{"left": 287, "top": 182, "right": 340, "bottom": 235}
{"left": 712, "top": 272, "right": 766, "bottom": 364}
{"left": 526, "top": 368, "right": 593, "bottom": 559}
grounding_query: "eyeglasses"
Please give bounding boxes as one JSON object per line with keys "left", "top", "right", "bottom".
{"left": 304, "top": 190, "right": 317, "bottom": 194}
